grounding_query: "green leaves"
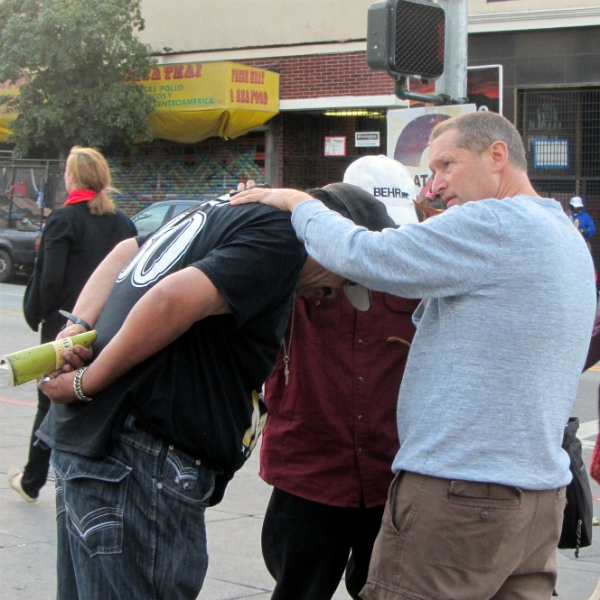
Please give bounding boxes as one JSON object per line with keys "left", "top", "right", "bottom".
{"left": 0, "top": 0, "right": 155, "bottom": 156}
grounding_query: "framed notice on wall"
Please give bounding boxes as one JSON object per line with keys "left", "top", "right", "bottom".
{"left": 324, "top": 136, "right": 346, "bottom": 156}
{"left": 355, "top": 132, "right": 380, "bottom": 148}
{"left": 533, "top": 139, "right": 569, "bottom": 168}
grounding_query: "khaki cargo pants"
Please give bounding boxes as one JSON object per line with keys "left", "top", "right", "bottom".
{"left": 361, "top": 471, "right": 566, "bottom": 600}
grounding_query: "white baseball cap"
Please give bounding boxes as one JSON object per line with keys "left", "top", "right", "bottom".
{"left": 570, "top": 196, "right": 584, "bottom": 208}
{"left": 343, "top": 155, "right": 418, "bottom": 226}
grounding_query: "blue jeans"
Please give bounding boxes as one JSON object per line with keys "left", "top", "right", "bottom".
{"left": 52, "top": 413, "right": 216, "bottom": 600}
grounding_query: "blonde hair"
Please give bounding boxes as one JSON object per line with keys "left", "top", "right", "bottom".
{"left": 66, "top": 147, "right": 117, "bottom": 215}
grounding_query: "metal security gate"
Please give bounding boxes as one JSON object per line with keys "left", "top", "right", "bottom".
{"left": 108, "top": 134, "right": 266, "bottom": 216}
{"left": 282, "top": 110, "right": 388, "bottom": 190}
{"left": 517, "top": 87, "right": 600, "bottom": 181}
{"left": 529, "top": 177, "right": 600, "bottom": 211}
{"left": 0, "top": 153, "right": 65, "bottom": 232}
{"left": 518, "top": 88, "right": 600, "bottom": 268}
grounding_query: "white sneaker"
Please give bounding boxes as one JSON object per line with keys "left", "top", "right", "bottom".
{"left": 7, "top": 470, "right": 37, "bottom": 503}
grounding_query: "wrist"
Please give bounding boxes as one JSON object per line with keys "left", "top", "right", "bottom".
{"left": 59, "top": 310, "right": 92, "bottom": 332}
{"left": 73, "top": 367, "right": 93, "bottom": 402}
{"left": 59, "top": 323, "right": 87, "bottom": 337}
{"left": 80, "top": 363, "right": 103, "bottom": 397}
{"left": 286, "top": 191, "right": 312, "bottom": 212}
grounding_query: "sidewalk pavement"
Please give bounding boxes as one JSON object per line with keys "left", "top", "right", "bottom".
{"left": 2, "top": 385, "right": 600, "bottom": 598}
{"left": 0, "top": 376, "right": 350, "bottom": 600}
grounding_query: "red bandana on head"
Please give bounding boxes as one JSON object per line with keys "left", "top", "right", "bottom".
{"left": 63, "top": 189, "right": 97, "bottom": 206}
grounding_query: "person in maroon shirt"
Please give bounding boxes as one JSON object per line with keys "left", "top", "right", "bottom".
{"left": 259, "top": 156, "right": 421, "bottom": 600}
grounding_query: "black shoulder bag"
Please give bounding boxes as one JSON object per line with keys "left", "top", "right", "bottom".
{"left": 23, "top": 269, "right": 41, "bottom": 332}
{"left": 557, "top": 417, "right": 593, "bottom": 557}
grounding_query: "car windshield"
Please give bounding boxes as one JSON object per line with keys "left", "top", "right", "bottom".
{"left": 132, "top": 204, "right": 172, "bottom": 236}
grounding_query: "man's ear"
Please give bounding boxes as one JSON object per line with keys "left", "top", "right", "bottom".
{"left": 488, "top": 140, "right": 509, "bottom": 173}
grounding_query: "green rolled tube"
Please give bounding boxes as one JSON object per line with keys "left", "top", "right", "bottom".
{"left": 1, "top": 331, "right": 98, "bottom": 386}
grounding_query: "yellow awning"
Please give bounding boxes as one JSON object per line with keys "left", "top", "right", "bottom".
{"left": 0, "top": 61, "right": 279, "bottom": 144}
{"left": 0, "top": 79, "right": 19, "bottom": 143}
{"left": 138, "top": 61, "right": 279, "bottom": 143}
{"left": 0, "top": 117, "right": 15, "bottom": 141}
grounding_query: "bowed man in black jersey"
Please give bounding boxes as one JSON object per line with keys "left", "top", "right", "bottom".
{"left": 36, "top": 185, "right": 394, "bottom": 600}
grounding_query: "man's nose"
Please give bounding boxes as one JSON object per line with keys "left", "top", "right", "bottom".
{"left": 431, "top": 174, "right": 445, "bottom": 195}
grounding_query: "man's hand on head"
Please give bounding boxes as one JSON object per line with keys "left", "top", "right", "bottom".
{"left": 230, "top": 188, "right": 313, "bottom": 212}
{"left": 229, "top": 180, "right": 257, "bottom": 194}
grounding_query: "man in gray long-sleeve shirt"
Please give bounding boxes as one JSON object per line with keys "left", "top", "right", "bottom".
{"left": 232, "top": 112, "right": 597, "bottom": 600}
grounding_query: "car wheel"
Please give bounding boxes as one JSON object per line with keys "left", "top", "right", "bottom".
{"left": 0, "top": 249, "right": 14, "bottom": 283}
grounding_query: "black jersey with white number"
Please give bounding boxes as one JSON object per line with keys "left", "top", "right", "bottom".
{"left": 39, "top": 199, "right": 306, "bottom": 475}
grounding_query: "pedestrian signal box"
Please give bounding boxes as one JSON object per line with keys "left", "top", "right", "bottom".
{"left": 367, "top": 0, "right": 445, "bottom": 81}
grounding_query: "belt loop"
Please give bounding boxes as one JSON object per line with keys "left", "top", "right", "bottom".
{"left": 124, "top": 413, "right": 138, "bottom": 433}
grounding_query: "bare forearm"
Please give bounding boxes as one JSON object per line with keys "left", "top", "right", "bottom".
{"left": 40, "top": 265, "right": 231, "bottom": 403}
{"left": 81, "top": 266, "right": 231, "bottom": 395}
{"left": 72, "top": 238, "right": 139, "bottom": 326}
{"left": 230, "top": 188, "right": 312, "bottom": 212}
{"left": 82, "top": 284, "right": 197, "bottom": 393}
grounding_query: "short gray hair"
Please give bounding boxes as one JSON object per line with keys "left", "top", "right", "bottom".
{"left": 430, "top": 112, "right": 528, "bottom": 171}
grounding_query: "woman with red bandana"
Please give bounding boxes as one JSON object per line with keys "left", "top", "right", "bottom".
{"left": 9, "top": 146, "right": 136, "bottom": 503}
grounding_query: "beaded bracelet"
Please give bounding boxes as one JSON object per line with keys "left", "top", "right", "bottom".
{"left": 73, "top": 367, "right": 93, "bottom": 402}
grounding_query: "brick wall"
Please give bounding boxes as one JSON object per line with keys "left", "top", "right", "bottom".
{"left": 107, "top": 52, "right": 390, "bottom": 200}
{"left": 240, "top": 51, "right": 394, "bottom": 99}
{"left": 237, "top": 51, "right": 392, "bottom": 187}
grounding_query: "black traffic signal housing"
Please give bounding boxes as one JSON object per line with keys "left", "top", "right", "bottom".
{"left": 367, "top": 0, "right": 445, "bottom": 81}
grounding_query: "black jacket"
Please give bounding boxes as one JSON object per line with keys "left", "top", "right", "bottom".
{"left": 24, "top": 202, "right": 137, "bottom": 334}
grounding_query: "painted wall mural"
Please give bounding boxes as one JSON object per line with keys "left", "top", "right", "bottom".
{"left": 108, "top": 140, "right": 264, "bottom": 215}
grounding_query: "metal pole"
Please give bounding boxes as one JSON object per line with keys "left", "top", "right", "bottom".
{"left": 395, "top": 77, "right": 450, "bottom": 106}
{"left": 435, "top": 0, "right": 469, "bottom": 103}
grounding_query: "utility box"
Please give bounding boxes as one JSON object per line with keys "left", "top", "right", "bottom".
{"left": 367, "top": 0, "right": 445, "bottom": 81}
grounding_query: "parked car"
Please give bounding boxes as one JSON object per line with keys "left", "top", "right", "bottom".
{"left": 130, "top": 199, "right": 202, "bottom": 236}
{"left": 0, "top": 194, "right": 46, "bottom": 283}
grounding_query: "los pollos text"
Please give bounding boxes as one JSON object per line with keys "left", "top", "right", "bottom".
{"left": 146, "top": 84, "right": 215, "bottom": 105}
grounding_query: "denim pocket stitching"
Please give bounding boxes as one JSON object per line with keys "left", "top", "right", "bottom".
{"left": 166, "top": 452, "right": 199, "bottom": 485}
{"left": 55, "top": 482, "right": 65, "bottom": 517}
{"left": 159, "top": 447, "right": 215, "bottom": 504}
{"left": 65, "top": 503, "right": 125, "bottom": 550}
{"left": 55, "top": 453, "right": 132, "bottom": 558}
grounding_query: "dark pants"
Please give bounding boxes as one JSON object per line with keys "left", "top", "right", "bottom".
{"left": 53, "top": 413, "right": 215, "bottom": 600}
{"left": 20, "top": 312, "right": 65, "bottom": 498}
{"left": 20, "top": 389, "right": 51, "bottom": 498}
{"left": 262, "top": 487, "right": 385, "bottom": 600}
